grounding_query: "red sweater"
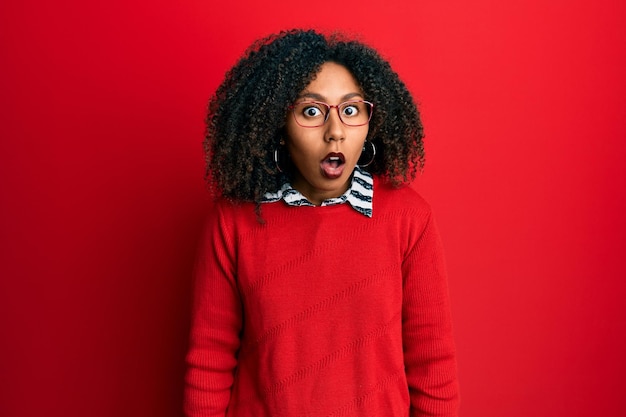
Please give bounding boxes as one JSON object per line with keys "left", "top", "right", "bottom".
{"left": 185, "top": 178, "right": 459, "bottom": 416}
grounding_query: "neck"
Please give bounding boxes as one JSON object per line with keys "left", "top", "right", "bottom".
{"left": 291, "top": 176, "right": 352, "bottom": 206}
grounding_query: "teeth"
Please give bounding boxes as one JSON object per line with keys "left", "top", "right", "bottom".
{"left": 329, "top": 157, "right": 341, "bottom": 162}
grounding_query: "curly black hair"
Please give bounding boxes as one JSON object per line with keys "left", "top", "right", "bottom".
{"left": 205, "top": 29, "right": 424, "bottom": 204}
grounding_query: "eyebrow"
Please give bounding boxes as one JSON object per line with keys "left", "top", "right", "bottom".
{"left": 297, "top": 92, "right": 364, "bottom": 102}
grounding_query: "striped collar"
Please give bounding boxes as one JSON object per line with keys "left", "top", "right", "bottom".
{"left": 261, "top": 167, "right": 374, "bottom": 217}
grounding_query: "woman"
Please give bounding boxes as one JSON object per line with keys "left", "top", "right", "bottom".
{"left": 185, "top": 29, "right": 459, "bottom": 417}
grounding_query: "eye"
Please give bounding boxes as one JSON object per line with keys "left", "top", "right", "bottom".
{"left": 341, "top": 104, "right": 360, "bottom": 118}
{"left": 301, "top": 104, "right": 324, "bottom": 118}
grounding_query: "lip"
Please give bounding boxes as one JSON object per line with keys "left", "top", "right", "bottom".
{"left": 320, "top": 152, "right": 346, "bottom": 179}
{"left": 324, "top": 152, "right": 345, "bottom": 163}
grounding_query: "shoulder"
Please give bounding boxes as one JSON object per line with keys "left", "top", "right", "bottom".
{"left": 210, "top": 197, "right": 252, "bottom": 216}
{"left": 206, "top": 197, "right": 299, "bottom": 234}
{"left": 201, "top": 197, "right": 260, "bottom": 235}
{"left": 372, "top": 178, "right": 442, "bottom": 256}
{"left": 373, "top": 177, "right": 433, "bottom": 219}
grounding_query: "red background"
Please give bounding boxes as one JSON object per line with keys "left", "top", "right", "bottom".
{"left": 2, "top": 1, "right": 625, "bottom": 416}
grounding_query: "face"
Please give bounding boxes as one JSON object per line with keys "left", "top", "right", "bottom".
{"left": 284, "top": 62, "right": 369, "bottom": 205}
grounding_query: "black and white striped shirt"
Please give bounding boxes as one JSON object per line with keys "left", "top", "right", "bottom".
{"left": 261, "top": 166, "right": 374, "bottom": 217}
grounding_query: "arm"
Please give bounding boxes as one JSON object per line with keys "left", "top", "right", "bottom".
{"left": 402, "top": 211, "right": 459, "bottom": 417}
{"left": 184, "top": 203, "right": 242, "bottom": 417}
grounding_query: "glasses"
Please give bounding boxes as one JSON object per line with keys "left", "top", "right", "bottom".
{"left": 290, "top": 100, "right": 374, "bottom": 128}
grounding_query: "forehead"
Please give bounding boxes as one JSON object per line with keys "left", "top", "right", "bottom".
{"left": 300, "top": 62, "right": 362, "bottom": 100}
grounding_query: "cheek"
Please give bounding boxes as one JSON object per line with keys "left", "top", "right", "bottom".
{"left": 287, "top": 138, "right": 322, "bottom": 165}
{"left": 349, "top": 128, "right": 369, "bottom": 157}
{"left": 284, "top": 125, "right": 319, "bottom": 155}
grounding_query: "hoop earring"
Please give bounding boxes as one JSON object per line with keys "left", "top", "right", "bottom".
{"left": 274, "top": 140, "right": 287, "bottom": 173}
{"left": 357, "top": 141, "right": 376, "bottom": 168}
{"left": 274, "top": 149, "right": 283, "bottom": 172}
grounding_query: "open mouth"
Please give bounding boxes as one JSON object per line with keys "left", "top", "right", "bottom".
{"left": 320, "top": 152, "right": 345, "bottom": 179}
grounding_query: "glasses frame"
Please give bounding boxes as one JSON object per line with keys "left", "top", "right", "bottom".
{"left": 290, "top": 100, "right": 374, "bottom": 128}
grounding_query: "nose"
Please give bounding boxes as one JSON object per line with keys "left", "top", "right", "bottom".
{"left": 324, "top": 108, "right": 345, "bottom": 142}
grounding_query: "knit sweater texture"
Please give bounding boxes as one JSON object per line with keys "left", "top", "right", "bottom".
{"left": 185, "top": 178, "right": 459, "bottom": 417}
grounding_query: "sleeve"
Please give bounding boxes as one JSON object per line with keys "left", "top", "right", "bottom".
{"left": 402, "top": 210, "right": 460, "bottom": 417}
{"left": 184, "top": 203, "right": 242, "bottom": 417}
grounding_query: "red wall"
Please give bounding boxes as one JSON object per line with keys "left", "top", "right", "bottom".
{"left": 2, "top": 1, "right": 625, "bottom": 416}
